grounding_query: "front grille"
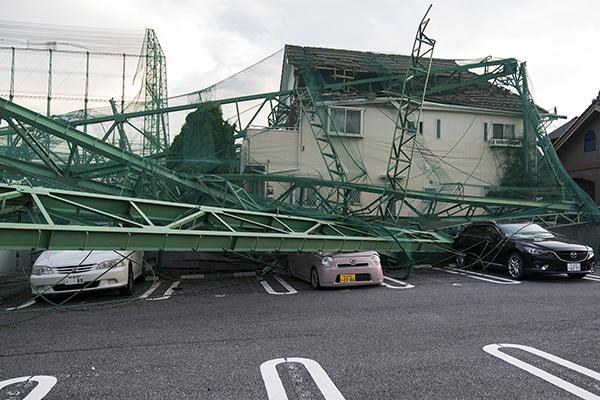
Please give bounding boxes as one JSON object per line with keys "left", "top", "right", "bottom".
{"left": 52, "top": 281, "right": 100, "bottom": 291}
{"left": 555, "top": 251, "right": 588, "bottom": 262}
{"left": 53, "top": 264, "right": 95, "bottom": 274}
{"left": 335, "top": 273, "right": 371, "bottom": 282}
{"left": 337, "top": 262, "right": 369, "bottom": 268}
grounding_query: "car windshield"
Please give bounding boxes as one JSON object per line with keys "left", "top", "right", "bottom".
{"left": 498, "top": 223, "right": 554, "bottom": 238}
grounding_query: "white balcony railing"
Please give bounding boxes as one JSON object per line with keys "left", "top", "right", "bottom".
{"left": 489, "top": 138, "right": 522, "bottom": 148}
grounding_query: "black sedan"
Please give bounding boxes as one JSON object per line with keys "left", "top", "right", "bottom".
{"left": 453, "top": 221, "right": 595, "bottom": 279}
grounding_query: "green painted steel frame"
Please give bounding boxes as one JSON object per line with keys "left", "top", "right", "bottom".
{"left": 383, "top": 7, "right": 435, "bottom": 221}
{"left": 0, "top": 184, "right": 450, "bottom": 252}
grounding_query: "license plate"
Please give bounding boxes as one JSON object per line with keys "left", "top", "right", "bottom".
{"left": 64, "top": 276, "right": 84, "bottom": 285}
{"left": 340, "top": 274, "right": 356, "bottom": 283}
{"left": 567, "top": 263, "right": 581, "bottom": 272}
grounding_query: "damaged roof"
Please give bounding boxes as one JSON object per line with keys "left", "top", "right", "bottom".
{"left": 283, "top": 44, "right": 523, "bottom": 113}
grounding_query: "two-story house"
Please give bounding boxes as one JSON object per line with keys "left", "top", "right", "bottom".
{"left": 241, "top": 45, "right": 526, "bottom": 210}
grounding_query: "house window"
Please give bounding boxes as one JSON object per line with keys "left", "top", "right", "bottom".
{"left": 584, "top": 131, "right": 596, "bottom": 152}
{"left": 484, "top": 122, "right": 488, "bottom": 141}
{"left": 436, "top": 119, "right": 441, "bottom": 139}
{"left": 492, "top": 123, "right": 515, "bottom": 139}
{"left": 328, "top": 107, "right": 363, "bottom": 136}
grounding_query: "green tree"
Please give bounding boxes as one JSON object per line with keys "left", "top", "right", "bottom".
{"left": 166, "top": 104, "right": 237, "bottom": 174}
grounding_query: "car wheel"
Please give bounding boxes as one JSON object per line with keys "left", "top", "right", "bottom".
{"left": 567, "top": 273, "right": 587, "bottom": 279}
{"left": 119, "top": 263, "right": 134, "bottom": 296}
{"left": 310, "top": 267, "right": 321, "bottom": 290}
{"left": 507, "top": 252, "right": 525, "bottom": 280}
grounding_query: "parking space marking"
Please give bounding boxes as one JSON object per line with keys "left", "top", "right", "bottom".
{"left": 483, "top": 344, "right": 600, "bottom": 400}
{"left": 0, "top": 375, "right": 57, "bottom": 399}
{"left": 5, "top": 299, "right": 36, "bottom": 311}
{"left": 583, "top": 275, "right": 600, "bottom": 282}
{"left": 260, "top": 276, "right": 297, "bottom": 295}
{"left": 181, "top": 274, "right": 205, "bottom": 280}
{"left": 433, "top": 267, "right": 521, "bottom": 285}
{"left": 382, "top": 276, "right": 415, "bottom": 289}
{"left": 261, "top": 357, "right": 345, "bottom": 400}
{"left": 146, "top": 280, "right": 180, "bottom": 301}
{"left": 139, "top": 280, "right": 162, "bottom": 299}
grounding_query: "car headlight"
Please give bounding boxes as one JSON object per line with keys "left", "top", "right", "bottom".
{"left": 370, "top": 254, "right": 380, "bottom": 266}
{"left": 321, "top": 256, "right": 334, "bottom": 268}
{"left": 524, "top": 247, "right": 550, "bottom": 255}
{"left": 588, "top": 248, "right": 595, "bottom": 258}
{"left": 95, "top": 259, "right": 126, "bottom": 270}
{"left": 31, "top": 266, "right": 54, "bottom": 275}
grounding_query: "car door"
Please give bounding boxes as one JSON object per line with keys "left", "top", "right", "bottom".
{"left": 288, "top": 253, "right": 309, "bottom": 281}
{"left": 462, "top": 225, "right": 487, "bottom": 261}
{"left": 480, "top": 226, "right": 504, "bottom": 264}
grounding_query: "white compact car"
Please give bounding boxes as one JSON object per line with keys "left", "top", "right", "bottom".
{"left": 30, "top": 250, "right": 144, "bottom": 297}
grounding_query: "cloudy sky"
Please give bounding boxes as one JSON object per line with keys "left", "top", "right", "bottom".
{"left": 3, "top": 0, "right": 600, "bottom": 121}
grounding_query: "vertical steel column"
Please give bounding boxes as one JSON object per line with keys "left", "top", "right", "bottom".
{"left": 121, "top": 53, "right": 126, "bottom": 113}
{"left": 84, "top": 51, "right": 90, "bottom": 134}
{"left": 9, "top": 47, "right": 15, "bottom": 103}
{"left": 47, "top": 49, "right": 53, "bottom": 116}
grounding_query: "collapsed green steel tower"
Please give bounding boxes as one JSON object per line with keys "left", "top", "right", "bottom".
{"left": 0, "top": 10, "right": 596, "bottom": 262}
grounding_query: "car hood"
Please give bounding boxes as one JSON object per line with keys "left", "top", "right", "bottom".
{"left": 34, "top": 250, "right": 132, "bottom": 267}
{"left": 520, "top": 237, "right": 589, "bottom": 251}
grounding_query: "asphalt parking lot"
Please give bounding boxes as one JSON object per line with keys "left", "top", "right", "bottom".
{"left": 0, "top": 266, "right": 599, "bottom": 399}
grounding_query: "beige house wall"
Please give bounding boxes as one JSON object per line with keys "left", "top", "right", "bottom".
{"left": 242, "top": 100, "right": 523, "bottom": 210}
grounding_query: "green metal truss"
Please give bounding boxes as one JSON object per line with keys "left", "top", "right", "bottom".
{"left": 277, "top": 51, "right": 371, "bottom": 215}
{"left": 0, "top": 184, "right": 449, "bottom": 254}
{"left": 0, "top": 8, "right": 596, "bottom": 248}
{"left": 142, "top": 29, "right": 170, "bottom": 156}
{"left": 219, "top": 174, "right": 585, "bottom": 227}
{"left": 0, "top": 97, "right": 259, "bottom": 210}
{"left": 383, "top": 6, "right": 435, "bottom": 221}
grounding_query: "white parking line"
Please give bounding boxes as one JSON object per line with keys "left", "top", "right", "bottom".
{"left": 483, "top": 344, "right": 600, "bottom": 400}
{"left": 260, "top": 276, "right": 297, "bottom": 295}
{"left": 583, "top": 275, "right": 600, "bottom": 282}
{"left": 139, "top": 280, "right": 162, "bottom": 299}
{"left": 261, "top": 357, "right": 345, "bottom": 400}
{"left": 382, "top": 276, "right": 415, "bottom": 289}
{"left": 146, "top": 281, "right": 180, "bottom": 301}
{"left": 0, "top": 375, "right": 57, "bottom": 399}
{"left": 433, "top": 267, "right": 521, "bottom": 285}
{"left": 181, "top": 274, "right": 205, "bottom": 280}
{"left": 5, "top": 299, "right": 36, "bottom": 311}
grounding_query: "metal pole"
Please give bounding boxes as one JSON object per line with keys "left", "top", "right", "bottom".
{"left": 47, "top": 49, "right": 53, "bottom": 116}
{"left": 9, "top": 47, "right": 15, "bottom": 103}
{"left": 121, "top": 53, "right": 126, "bottom": 113}
{"left": 84, "top": 51, "right": 90, "bottom": 134}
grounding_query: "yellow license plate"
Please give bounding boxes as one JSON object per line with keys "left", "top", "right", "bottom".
{"left": 340, "top": 274, "right": 356, "bottom": 283}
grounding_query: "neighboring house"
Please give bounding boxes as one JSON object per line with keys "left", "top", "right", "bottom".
{"left": 241, "top": 45, "right": 527, "bottom": 209}
{"left": 550, "top": 92, "right": 600, "bottom": 204}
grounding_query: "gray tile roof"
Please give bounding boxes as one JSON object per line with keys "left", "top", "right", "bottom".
{"left": 284, "top": 44, "right": 523, "bottom": 113}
